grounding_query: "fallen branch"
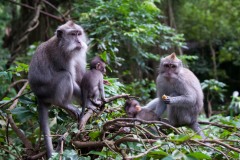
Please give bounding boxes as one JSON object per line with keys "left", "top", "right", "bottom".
{"left": 201, "top": 139, "right": 240, "bottom": 153}
{"left": 103, "top": 118, "right": 182, "bottom": 134}
{"left": 199, "top": 121, "right": 240, "bottom": 131}
{"left": 191, "top": 140, "right": 230, "bottom": 160}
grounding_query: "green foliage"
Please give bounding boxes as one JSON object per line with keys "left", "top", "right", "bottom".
{"left": 201, "top": 79, "right": 227, "bottom": 102}
{"left": 74, "top": 0, "right": 184, "bottom": 76}
{"left": 50, "top": 149, "right": 81, "bottom": 160}
{"left": 176, "top": 0, "right": 240, "bottom": 80}
{"left": 0, "top": 0, "right": 240, "bottom": 159}
{"left": 125, "top": 78, "right": 156, "bottom": 102}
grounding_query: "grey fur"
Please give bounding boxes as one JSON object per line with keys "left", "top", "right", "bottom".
{"left": 80, "top": 57, "right": 106, "bottom": 120}
{"left": 28, "top": 21, "right": 88, "bottom": 158}
{"left": 144, "top": 53, "right": 205, "bottom": 138}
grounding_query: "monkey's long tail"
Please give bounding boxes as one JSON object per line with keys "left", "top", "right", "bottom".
{"left": 80, "top": 91, "right": 88, "bottom": 120}
{"left": 37, "top": 101, "right": 53, "bottom": 158}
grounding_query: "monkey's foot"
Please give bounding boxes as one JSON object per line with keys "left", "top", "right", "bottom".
{"left": 87, "top": 105, "right": 99, "bottom": 113}
{"left": 90, "top": 99, "right": 102, "bottom": 106}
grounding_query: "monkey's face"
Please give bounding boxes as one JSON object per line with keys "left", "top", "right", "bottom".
{"left": 159, "top": 53, "right": 182, "bottom": 80}
{"left": 56, "top": 21, "right": 88, "bottom": 54}
{"left": 96, "top": 62, "right": 106, "bottom": 75}
{"left": 124, "top": 100, "right": 141, "bottom": 118}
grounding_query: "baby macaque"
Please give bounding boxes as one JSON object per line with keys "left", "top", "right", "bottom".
{"left": 124, "top": 99, "right": 159, "bottom": 121}
{"left": 80, "top": 56, "right": 106, "bottom": 119}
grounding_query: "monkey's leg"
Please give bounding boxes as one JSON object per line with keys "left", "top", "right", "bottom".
{"left": 53, "top": 72, "right": 82, "bottom": 121}
{"left": 61, "top": 104, "right": 81, "bottom": 121}
{"left": 38, "top": 101, "right": 53, "bottom": 158}
{"left": 189, "top": 122, "right": 206, "bottom": 139}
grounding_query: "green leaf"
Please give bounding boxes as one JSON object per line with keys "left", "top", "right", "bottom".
{"left": 89, "top": 131, "right": 101, "bottom": 140}
{"left": 11, "top": 107, "right": 33, "bottom": 123}
{"left": 169, "top": 134, "right": 191, "bottom": 144}
{"left": 162, "top": 156, "right": 174, "bottom": 160}
{"left": 89, "top": 151, "right": 107, "bottom": 158}
{"left": 187, "top": 152, "right": 212, "bottom": 160}
{"left": 147, "top": 149, "right": 168, "bottom": 159}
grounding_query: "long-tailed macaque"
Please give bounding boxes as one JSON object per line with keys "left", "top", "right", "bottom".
{"left": 143, "top": 53, "right": 206, "bottom": 138}
{"left": 80, "top": 56, "right": 106, "bottom": 119}
{"left": 124, "top": 99, "right": 159, "bottom": 121}
{"left": 28, "top": 21, "right": 88, "bottom": 158}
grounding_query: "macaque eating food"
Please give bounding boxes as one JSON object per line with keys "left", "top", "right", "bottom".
{"left": 143, "top": 53, "right": 206, "bottom": 138}
{"left": 124, "top": 99, "right": 159, "bottom": 121}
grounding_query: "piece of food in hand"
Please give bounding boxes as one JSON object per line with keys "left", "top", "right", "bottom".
{"left": 162, "top": 94, "right": 168, "bottom": 100}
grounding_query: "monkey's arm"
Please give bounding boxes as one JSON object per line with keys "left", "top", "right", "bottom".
{"left": 141, "top": 98, "right": 159, "bottom": 110}
{"left": 141, "top": 98, "right": 166, "bottom": 117}
{"left": 163, "top": 94, "right": 197, "bottom": 106}
{"left": 155, "top": 100, "right": 167, "bottom": 117}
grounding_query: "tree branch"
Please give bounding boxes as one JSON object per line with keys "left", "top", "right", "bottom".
{"left": 79, "top": 94, "right": 133, "bottom": 130}
{"left": 8, "top": 0, "right": 64, "bottom": 22}
{"left": 0, "top": 79, "right": 28, "bottom": 100}
{"left": 199, "top": 121, "right": 240, "bottom": 131}
{"left": 7, "top": 82, "right": 34, "bottom": 155}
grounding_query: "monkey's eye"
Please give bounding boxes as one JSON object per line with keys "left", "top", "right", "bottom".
{"left": 71, "top": 32, "right": 76, "bottom": 36}
{"left": 163, "top": 64, "right": 171, "bottom": 68}
{"left": 171, "top": 64, "right": 177, "bottom": 68}
{"left": 77, "top": 32, "right": 82, "bottom": 36}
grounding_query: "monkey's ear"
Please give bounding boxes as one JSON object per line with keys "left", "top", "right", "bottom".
{"left": 96, "top": 63, "right": 101, "bottom": 70}
{"left": 56, "top": 29, "right": 63, "bottom": 38}
{"left": 170, "top": 53, "right": 176, "bottom": 59}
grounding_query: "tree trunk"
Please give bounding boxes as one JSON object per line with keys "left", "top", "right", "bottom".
{"left": 167, "top": 0, "right": 183, "bottom": 55}
{"left": 209, "top": 42, "right": 218, "bottom": 79}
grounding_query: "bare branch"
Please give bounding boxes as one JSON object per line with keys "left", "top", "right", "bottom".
{"left": 7, "top": 82, "right": 34, "bottom": 155}
{"left": 202, "top": 139, "right": 240, "bottom": 153}
{"left": 79, "top": 94, "right": 134, "bottom": 130}
{"left": 8, "top": 0, "right": 64, "bottom": 22}
{"left": 199, "top": 121, "right": 240, "bottom": 131}
{"left": 0, "top": 79, "right": 28, "bottom": 100}
{"left": 27, "top": 151, "right": 46, "bottom": 160}
{"left": 191, "top": 140, "right": 230, "bottom": 160}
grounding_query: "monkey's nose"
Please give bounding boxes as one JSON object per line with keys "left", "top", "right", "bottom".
{"left": 76, "top": 41, "right": 82, "bottom": 47}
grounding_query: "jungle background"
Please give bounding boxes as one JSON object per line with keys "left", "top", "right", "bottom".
{"left": 0, "top": 0, "right": 239, "bottom": 159}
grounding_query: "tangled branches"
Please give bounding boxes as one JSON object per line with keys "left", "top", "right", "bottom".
{"left": 72, "top": 118, "right": 240, "bottom": 160}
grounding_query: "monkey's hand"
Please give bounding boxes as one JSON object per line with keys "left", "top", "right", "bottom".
{"left": 103, "top": 80, "right": 111, "bottom": 86}
{"left": 162, "top": 95, "right": 170, "bottom": 104}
